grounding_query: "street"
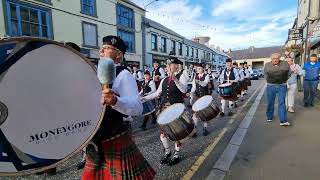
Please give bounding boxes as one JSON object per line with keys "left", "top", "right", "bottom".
{"left": 2, "top": 80, "right": 265, "bottom": 180}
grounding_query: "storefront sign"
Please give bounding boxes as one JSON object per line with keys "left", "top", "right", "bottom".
{"left": 288, "top": 28, "right": 303, "bottom": 40}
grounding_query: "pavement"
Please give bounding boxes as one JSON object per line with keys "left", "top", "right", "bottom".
{"left": 207, "top": 85, "right": 320, "bottom": 180}
{"left": 1, "top": 79, "right": 264, "bottom": 180}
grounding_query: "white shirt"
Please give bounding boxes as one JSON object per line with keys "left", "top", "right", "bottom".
{"left": 219, "top": 68, "right": 240, "bottom": 83}
{"left": 144, "top": 75, "right": 188, "bottom": 100}
{"left": 132, "top": 70, "right": 143, "bottom": 82}
{"left": 139, "top": 80, "right": 156, "bottom": 96}
{"left": 191, "top": 73, "right": 210, "bottom": 93}
{"left": 153, "top": 67, "right": 166, "bottom": 80}
{"left": 111, "top": 66, "right": 143, "bottom": 117}
{"left": 238, "top": 69, "right": 245, "bottom": 81}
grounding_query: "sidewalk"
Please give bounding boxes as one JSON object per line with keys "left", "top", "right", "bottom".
{"left": 225, "top": 90, "right": 320, "bottom": 180}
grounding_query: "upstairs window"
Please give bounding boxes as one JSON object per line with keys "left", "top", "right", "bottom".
{"left": 81, "top": 0, "right": 97, "bottom": 17}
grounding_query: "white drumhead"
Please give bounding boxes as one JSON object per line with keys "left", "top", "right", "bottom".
{"left": 219, "top": 83, "right": 232, "bottom": 87}
{"left": 192, "top": 95, "right": 213, "bottom": 112}
{"left": 158, "top": 103, "right": 185, "bottom": 125}
{"left": 0, "top": 39, "right": 102, "bottom": 174}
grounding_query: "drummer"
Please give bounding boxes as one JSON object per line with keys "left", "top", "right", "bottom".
{"left": 239, "top": 63, "right": 248, "bottom": 99}
{"left": 143, "top": 57, "right": 188, "bottom": 166}
{"left": 139, "top": 71, "right": 157, "bottom": 130}
{"left": 232, "top": 62, "right": 242, "bottom": 107}
{"left": 152, "top": 60, "right": 166, "bottom": 88}
{"left": 82, "top": 36, "right": 155, "bottom": 180}
{"left": 190, "top": 63, "right": 210, "bottom": 136}
{"left": 219, "top": 58, "right": 240, "bottom": 116}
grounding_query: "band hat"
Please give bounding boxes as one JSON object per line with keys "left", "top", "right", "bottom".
{"left": 167, "top": 57, "right": 183, "bottom": 65}
{"left": 102, "top": 36, "right": 127, "bottom": 54}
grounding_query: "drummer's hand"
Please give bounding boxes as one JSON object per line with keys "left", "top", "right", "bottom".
{"left": 140, "top": 97, "right": 146, "bottom": 101}
{"left": 101, "top": 88, "right": 118, "bottom": 106}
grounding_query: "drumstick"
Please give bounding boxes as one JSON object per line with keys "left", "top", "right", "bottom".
{"left": 97, "top": 58, "right": 116, "bottom": 90}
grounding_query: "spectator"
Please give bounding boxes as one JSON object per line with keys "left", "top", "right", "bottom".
{"left": 286, "top": 57, "right": 305, "bottom": 113}
{"left": 264, "top": 53, "right": 290, "bottom": 126}
{"left": 303, "top": 54, "right": 320, "bottom": 107}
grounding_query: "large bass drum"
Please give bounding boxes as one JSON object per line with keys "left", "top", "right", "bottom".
{"left": 0, "top": 37, "right": 104, "bottom": 176}
{"left": 157, "top": 103, "right": 194, "bottom": 142}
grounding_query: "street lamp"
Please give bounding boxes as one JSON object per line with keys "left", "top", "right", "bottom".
{"left": 144, "top": 0, "right": 159, "bottom": 9}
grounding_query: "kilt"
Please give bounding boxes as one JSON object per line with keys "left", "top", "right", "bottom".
{"left": 245, "top": 78, "right": 252, "bottom": 86}
{"left": 82, "top": 133, "right": 155, "bottom": 180}
{"left": 240, "top": 80, "right": 248, "bottom": 91}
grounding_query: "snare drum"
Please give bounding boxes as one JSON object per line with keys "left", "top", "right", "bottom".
{"left": 142, "top": 100, "right": 155, "bottom": 116}
{"left": 218, "top": 83, "right": 233, "bottom": 97}
{"left": 157, "top": 103, "right": 194, "bottom": 142}
{"left": 192, "top": 95, "right": 220, "bottom": 122}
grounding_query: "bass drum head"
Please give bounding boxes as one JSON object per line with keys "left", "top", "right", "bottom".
{"left": 192, "top": 95, "right": 213, "bottom": 112}
{"left": 0, "top": 38, "right": 103, "bottom": 176}
{"left": 157, "top": 103, "right": 185, "bottom": 125}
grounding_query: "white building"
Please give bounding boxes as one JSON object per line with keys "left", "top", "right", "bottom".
{"left": 144, "top": 18, "right": 184, "bottom": 68}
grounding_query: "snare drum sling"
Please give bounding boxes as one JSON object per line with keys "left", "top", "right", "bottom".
{"left": 83, "top": 66, "right": 155, "bottom": 180}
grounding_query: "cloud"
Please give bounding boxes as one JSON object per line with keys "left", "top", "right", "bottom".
{"left": 131, "top": 0, "right": 296, "bottom": 50}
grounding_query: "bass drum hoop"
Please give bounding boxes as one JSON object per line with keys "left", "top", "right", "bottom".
{"left": 0, "top": 37, "right": 105, "bottom": 176}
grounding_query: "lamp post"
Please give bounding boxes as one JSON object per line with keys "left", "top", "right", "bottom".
{"left": 141, "top": 0, "right": 159, "bottom": 69}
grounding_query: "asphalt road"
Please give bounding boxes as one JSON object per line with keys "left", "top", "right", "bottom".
{"left": 1, "top": 79, "right": 265, "bottom": 180}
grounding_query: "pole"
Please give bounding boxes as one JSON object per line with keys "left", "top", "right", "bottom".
{"left": 303, "top": 0, "right": 311, "bottom": 64}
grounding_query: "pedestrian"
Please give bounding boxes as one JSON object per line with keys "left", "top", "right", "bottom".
{"left": 303, "top": 54, "right": 320, "bottom": 107}
{"left": 286, "top": 57, "right": 304, "bottom": 113}
{"left": 82, "top": 36, "right": 155, "bottom": 179}
{"left": 264, "top": 53, "right": 290, "bottom": 126}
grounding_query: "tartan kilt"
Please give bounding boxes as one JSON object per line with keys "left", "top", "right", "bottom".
{"left": 82, "top": 133, "right": 155, "bottom": 180}
{"left": 240, "top": 80, "right": 248, "bottom": 91}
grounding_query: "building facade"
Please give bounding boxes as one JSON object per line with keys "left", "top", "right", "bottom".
{"left": 144, "top": 18, "right": 184, "bottom": 68}
{"left": 0, "top": 0, "right": 145, "bottom": 65}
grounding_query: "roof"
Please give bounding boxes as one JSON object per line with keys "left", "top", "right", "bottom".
{"left": 228, "top": 46, "right": 283, "bottom": 60}
{"left": 121, "top": 0, "right": 145, "bottom": 11}
{"left": 145, "top": 18, "right": 184, "bottom": 39}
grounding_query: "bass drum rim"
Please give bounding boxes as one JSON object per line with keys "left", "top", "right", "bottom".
{"left": 0, "top": 37, "right": 105, "bottom": 176}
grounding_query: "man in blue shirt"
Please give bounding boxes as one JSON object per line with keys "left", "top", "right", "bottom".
{"left": 303, "top": 54, "right": 320, "bottom": 107}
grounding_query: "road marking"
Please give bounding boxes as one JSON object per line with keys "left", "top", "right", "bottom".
{"left": 206, "top": 84, "right": 266, "bottom": 180}
{"left": 182, "top": 82, "right": 266, "bottom": 180}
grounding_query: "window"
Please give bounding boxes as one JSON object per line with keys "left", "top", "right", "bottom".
{"left": 5, "top": 1, "right": 52, "bottom": 38}
{"left": 35, "top": 0, "right": 51, "bottom": 4}
{"left": 160, "top": 37, "right": 166, "bottom": 53}
{"left": 186, "top": 46, "right": 189, "bottom": 56}
{"left": 203, "top": 51, "right": 206, "bottom": 59}
{"left": 151, "top": 34, "right": 157, "bottom": 51}
{"left": 171, "top": 40, "right": 176, "bottom": 55}
{"left": 191, "top": 48, "right": 194, "bottom": 57}
{"left": 82, "top": 22, "right": 98, "bottom": 47}
{"left": 178, "top": 42, "right": 183, "bottom": 56}
{"left": 212, "top": 54, "right": 215, "bottom": 60}
{"left": 81, "top": 0, "right": 97, "bottom": 16}
{"left": 196, "top": 49, "right": 199, "bottom": 58}
{"left": 117, "top": 4, "right": 134, "bottom": 28}
{"left": 118, "top": 30, "right": 135, "bottom": 53}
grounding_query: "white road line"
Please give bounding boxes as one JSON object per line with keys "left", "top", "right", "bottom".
{"left": 206, "top": 84, "right": 267, "bottom": 180}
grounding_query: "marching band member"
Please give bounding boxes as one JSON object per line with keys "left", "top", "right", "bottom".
{"left": 232, "top": 62, "right": 242, "bottom": 107}
{"left": 243, "top": 62, "right": 251, "bottom": 94}
{"left": 219, "top": 58, "right": 240, "bottom": 116}
{"left": 139, "top": 71, "right": 157, "bottom": 130}
{"left": 207, "top": 68, "right": 215, "bottom": 95}
{"left": 82, "top": 36, "right": 155, "bottom": 180}
{"left": 238, "top": 63, "right": 247, "bottom": 101}
{"left": 143, "top": 57, "right": 188, "bottom": 166}
{"left": 190, "top": 63, "right": 210, "bottom": 136}
{"left": 152, "top": 60, "right": 166, "bottom": 88}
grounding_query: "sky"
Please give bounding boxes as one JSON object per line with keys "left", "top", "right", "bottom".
{"left": 131, "top": 0, "right": 297, "bottom": 51}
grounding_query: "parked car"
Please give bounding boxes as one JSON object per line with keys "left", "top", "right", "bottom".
{"left": 250, "top": 70, "right": 260, "bottom": 80}
{"left": 256, "top": 69, "right": 264, "bottom": 78}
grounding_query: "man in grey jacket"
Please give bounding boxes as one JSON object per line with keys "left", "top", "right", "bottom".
{"left": 264, "top": 53, "right": 290, "bottom": 126}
